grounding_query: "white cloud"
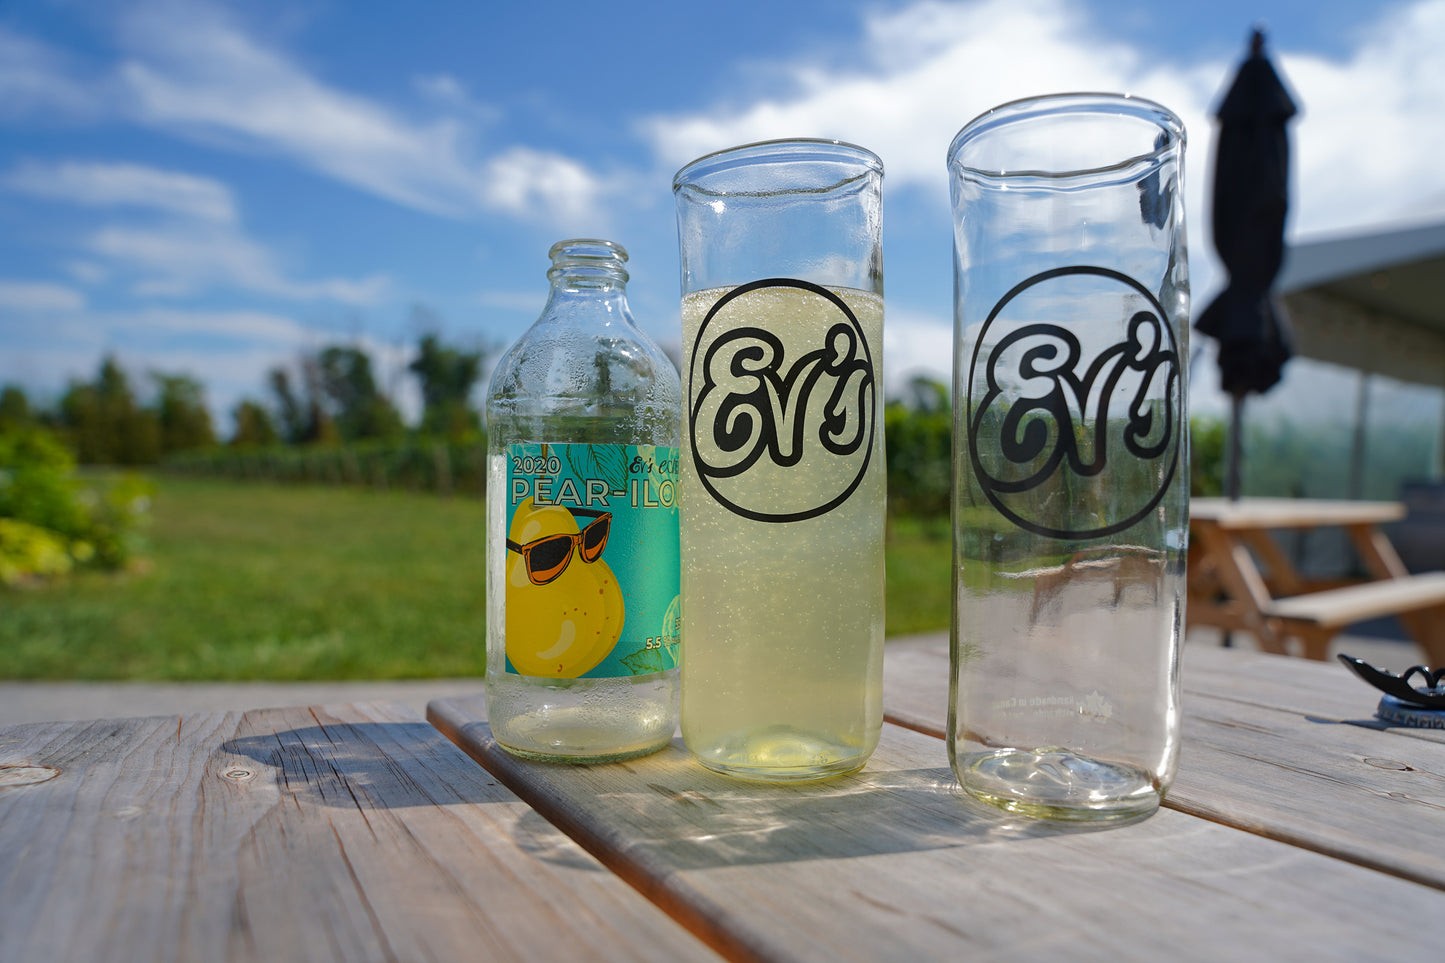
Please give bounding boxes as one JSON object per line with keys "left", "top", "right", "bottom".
{"left": 640, "top": 0, "right": 1445, "bottom": 393}
{"left": 108, "top": 323, "right": 424, "bottom": 428}
{"left": 111, "top": 0, "right": 607, "bottom": 226}
{"left": 2, "top": 156, "right": 388, "bottom": 306}
{"left": 0, "top": 280, "right": 87, "bottom": 313}
{"left": 64, "top": 261, "right": 110, "bottom": 285}
{"left": 476, "top": 289, "right": 547, "bottom": 312}
{"left": 121, "top": 307, "right": 313, "bottom": 345}
{"left": 883, "top": 307, "right": 955, "bottom": 392}
{"left": 84, "top": 222, "right": 388, "bottom": 304}
{"left": 413, "top": 73, "right": 503, "bottom": 125}
{"left": 643, "top": 0, "right": 1445, "bottom": 243}
{"left": 483, "top": 147, "right": 610, "bottom": 227}
{"left": 0, "top": 28, "right": 103, "bottom": 119}
{"left": 4, "top": 159, "right": 238, "bottom": 222}
{"left": 1280, "top": 0, "right": 1445, "bottom": 237}
{"left": 0, "top": 302, "right": 351, "bottom": 425}
{"left": 643, "top": 0, "right": 1169, "bottom": 191}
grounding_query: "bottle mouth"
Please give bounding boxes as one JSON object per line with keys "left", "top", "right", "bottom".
{"left": 547, "top": 238, "right": 629, "bottom": 284}
{"left": 672, "top": 138, "right": 883, "bottom": 197}
{"left": 947, "top": 92, "right": 1185, "bottom": 183}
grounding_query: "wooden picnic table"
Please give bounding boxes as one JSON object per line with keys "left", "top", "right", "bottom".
{"left": 1187, "top": 496, "right": 1445, "bottom": 661}
{"left": 4, "top": 638, "right": 1445, "bottom": 961}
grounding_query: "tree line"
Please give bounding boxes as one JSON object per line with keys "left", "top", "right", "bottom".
{"left": 2, "top": 348, "right": 1229, "bottom": 517}
{"left": 0, "top": 333, "right": 489, "bottom": 465}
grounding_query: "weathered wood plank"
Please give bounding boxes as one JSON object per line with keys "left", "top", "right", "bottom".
{"left": 0, "top": 702, "right": 718, "bottom": 963}
{"left": 429, "top": 695, "right": 1445, "bottom": 962}
{"left": 1169, "top": 687, "right": 1445, "bottom": 889}
{"left": 883, "top": 638, "right": 1445, "bottom": 742}
{"left": 881, "top": 635, "right": 951, "bottom": 738}
{"left": 1181, "top": 645, "right": 1445, "bottom": 745}
{"left": 879, "top": 639, "right": 1445, "bottom": 887}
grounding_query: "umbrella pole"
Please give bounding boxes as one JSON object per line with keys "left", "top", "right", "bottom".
{"left": 1227, "top": 391, "right": 1245, "bottom": 501}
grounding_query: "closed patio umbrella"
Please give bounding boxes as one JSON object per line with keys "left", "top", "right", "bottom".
{"left": 1196, "top": 28, "right": 1300, "bottom": 499}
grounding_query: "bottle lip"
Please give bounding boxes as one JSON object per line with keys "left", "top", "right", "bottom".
{"left": 548, "top": 238, "right": 628, "bottom": 262}
{"left": 947, "top": 92, "right": 1185, "bottom": 180}
{"left": 547, "top": 238, "right": 629, "bottom": 284}
{"left": 672, "top": 138, "right": 883, "bottom": 195}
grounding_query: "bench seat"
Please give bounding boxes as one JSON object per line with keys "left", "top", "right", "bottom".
{"left": 1264, "top": 571, "right": 1445, "bottom": 662}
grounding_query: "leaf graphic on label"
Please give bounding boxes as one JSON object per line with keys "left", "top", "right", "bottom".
{"left": 621, "top": 647, "right": 668, "bottom": 675}
{"left": 567, "top": 444, "right": 630, "bottom": 496}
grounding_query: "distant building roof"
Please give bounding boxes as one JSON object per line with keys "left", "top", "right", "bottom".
{"left": 1278, "top": 219, "right": 1445, "bottom": 387}
{"left": 1281, "top": 219, "right": 1445, "bottom": 331}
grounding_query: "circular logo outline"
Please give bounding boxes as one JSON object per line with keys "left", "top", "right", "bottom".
{"left": 688, "top": 277, "right": 877, "bottom": 524}
{"left": 965, "top": 265, "right": 1181, "bottom": 539}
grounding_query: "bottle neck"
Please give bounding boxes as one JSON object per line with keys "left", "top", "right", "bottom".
{"left": 547, "top": 238, "right": 629, "bottom": 294}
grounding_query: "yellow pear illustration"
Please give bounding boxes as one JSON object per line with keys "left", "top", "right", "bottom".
{"left": 505, "top": 497, "right": 624, "bottom": 678}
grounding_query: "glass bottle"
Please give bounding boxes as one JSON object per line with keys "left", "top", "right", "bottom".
{"left": 485, "top": 239, "right": 682, "bottom": 762}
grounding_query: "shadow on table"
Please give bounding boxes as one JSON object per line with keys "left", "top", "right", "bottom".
{"left": 440, "top": 719, "right": 1162, "bottom": 872}
{"left": 220, "top": 720, "right": 512, "bottom": 811}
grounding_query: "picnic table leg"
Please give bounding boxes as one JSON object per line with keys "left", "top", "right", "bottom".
{"left": 1348, "top": 524, "right": 1444, "bottom": 662}
{"left": 1193, "top": 521, "right": 1288, "bottom": 654}
{"left": 1347, "top": 524, "right": 1410, "bottom": 581}
{"left": 1273, "top": 621, "right": 1336, "bottom": 661}
{"left": 1240, "top": 529, "right": 1307, "bottom": 595}
{"left": 1399, "top": 606, "right": 1445, "bottom": 667}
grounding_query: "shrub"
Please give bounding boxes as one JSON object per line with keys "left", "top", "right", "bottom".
{"left": 0, "top": 425, "right": 153, "bottom": 581}
{"left": 0, "top": 518, "right": 74, "bottom": 586}
{"left": 0, "top": 427, "right": 86, "bottom": 535}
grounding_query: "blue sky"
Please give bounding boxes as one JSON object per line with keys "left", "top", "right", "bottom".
{"left": 2, "top": 0, "right": 1442, "bottom": 431}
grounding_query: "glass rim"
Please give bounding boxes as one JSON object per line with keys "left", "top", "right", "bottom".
{"left": 947, "top": 92, "right": 1186, "bottom": 177}
{"left": 673, "top": 137, "right": 884, "bottom": 193}
{"left": 548, "top": 237, "right": 628, "bottom": 261}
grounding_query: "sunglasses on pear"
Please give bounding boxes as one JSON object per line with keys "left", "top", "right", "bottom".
{"left": 506, "top": 507, "right": 612, "bottom": 585}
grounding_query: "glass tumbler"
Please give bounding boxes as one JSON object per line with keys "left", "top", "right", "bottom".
{"left": 947, "top": 94, "right": 1189, "bottom": 820}
{"left": 673, "top": 139, "right": 886, "bottom": 781}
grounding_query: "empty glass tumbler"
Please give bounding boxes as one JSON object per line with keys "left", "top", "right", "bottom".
{"left": 947, "top": 94, "right": 1189, "bottom": 820}
{"left": 673, "top": 139, "right": 886, "bottom": 782}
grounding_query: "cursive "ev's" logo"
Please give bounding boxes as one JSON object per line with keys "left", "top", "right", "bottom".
{"left": 965, "top": 266, "right": 1182, "bottom": 539}
{"left": 688, "top": 279, "right": 877, "bottom": 524}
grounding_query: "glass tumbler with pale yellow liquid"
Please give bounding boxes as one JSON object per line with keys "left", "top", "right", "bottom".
{"left": 673, "top": 140, "right": 886, "bottom": 782}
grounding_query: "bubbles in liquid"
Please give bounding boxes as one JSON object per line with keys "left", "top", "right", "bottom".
{"left": 680, "top": 284, "right": 886, "bottom": 781}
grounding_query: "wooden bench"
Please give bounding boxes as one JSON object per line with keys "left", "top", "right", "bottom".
{"left": 1265, "top": 571, "right": 1445, "bottom": 663}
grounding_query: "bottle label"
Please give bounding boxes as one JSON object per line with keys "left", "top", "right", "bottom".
{"left": 503, "top": 443, "right": 680, "bottom": 679}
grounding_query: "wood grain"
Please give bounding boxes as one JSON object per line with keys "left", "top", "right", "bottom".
{"left": 1186, "top": 645, "right": 1445, "bottom": 747}
{"left": 881, "top": 638, "right": 1445, "bottom": 888}
{"left": 1171, "top": 687, "right": 1445, "bottom": 888}
{"left": 884, "top": 637, "right": 1445, "bottom": 739}
{"left": 881, "top": 635, "right": 951, "bottom": 738}
{"left": 0, "top": 702, "right": 718, "bottom": 963}
{"left": 430, "top": 695, "right": 1445, "bottom": 963}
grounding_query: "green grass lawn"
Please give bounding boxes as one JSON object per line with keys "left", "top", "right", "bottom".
{"left": 0, "top": 476, "right": 951, "bottom": 680}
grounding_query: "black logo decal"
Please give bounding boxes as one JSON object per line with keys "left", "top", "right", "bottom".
{"left": 689, "top": 278, "right": 876, "bottom": 523}
{"left": 966, "top": 266, "right": 1181, "bottom": 539}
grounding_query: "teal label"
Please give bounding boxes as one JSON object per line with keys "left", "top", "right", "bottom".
{"left": 503, "top": 443, "right": 680, "bottom": 679}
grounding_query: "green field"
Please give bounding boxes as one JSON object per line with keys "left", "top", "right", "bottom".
{"left": 0, "top": 477, "right": 951, "bottom": 680}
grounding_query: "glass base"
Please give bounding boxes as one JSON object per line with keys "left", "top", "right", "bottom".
{"left": 959, "top": 747, "right": 1161, "bottom": 821}
{"left": 688, "top": 724, "right": 870, "bottom": 783}
{"left": 494, "top": 739, "right": 668, "bottom": 765}
{"left": 490, "top": 708, "right": 674, "bottom": 765}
